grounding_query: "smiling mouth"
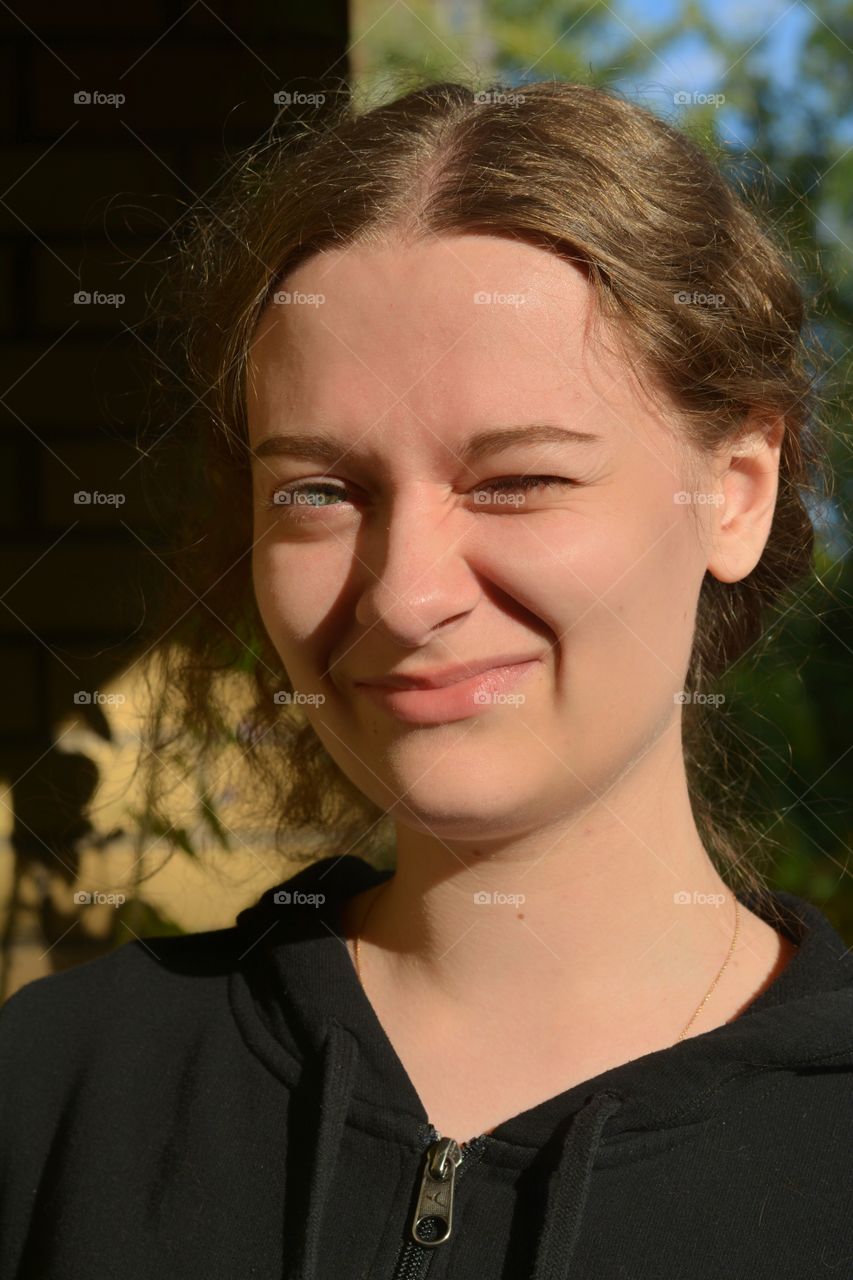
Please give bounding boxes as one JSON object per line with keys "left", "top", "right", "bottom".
{"left": 353, "top": 657, "right": 542, "bottom": 725}
{"left": 355, "top": 653, "right": 547, "bottom": 692}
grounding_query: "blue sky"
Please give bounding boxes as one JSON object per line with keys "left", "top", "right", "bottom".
{"left": 597, "top": 0, "right": 839, "bottom": 151}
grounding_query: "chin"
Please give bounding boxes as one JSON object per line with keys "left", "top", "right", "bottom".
{"left": 382, "top": 775, "right": 546, "bottom": 840}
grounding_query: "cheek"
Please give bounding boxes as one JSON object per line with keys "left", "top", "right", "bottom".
{"left": 547, "top": 508, "right": 704, "bottom": 714}
{"left": 468, "top": 498, "right": 700, "bottom": 710}
{"left": 251, "top": 540, "right": 345, "bottom": 658}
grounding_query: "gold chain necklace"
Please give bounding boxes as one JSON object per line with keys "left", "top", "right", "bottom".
{"left": 351, "top": 885, "right": 741, "bottom": 1046}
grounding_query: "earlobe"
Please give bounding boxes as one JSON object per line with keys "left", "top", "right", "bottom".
{"left": 705, "top": 415, "right": 785, "bottom": 585}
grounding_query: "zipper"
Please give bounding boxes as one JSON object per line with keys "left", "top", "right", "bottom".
{"left": 389, "top": 1125, "right": 490, "bottom": 1280}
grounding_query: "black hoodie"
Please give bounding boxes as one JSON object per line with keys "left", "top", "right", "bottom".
{"left": 1, "top": 852, "right": 852, "bottom": 1279}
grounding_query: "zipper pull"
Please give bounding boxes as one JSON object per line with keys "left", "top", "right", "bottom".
{"left": 410, "top": 1136, "right": 463, "bottom": 1247}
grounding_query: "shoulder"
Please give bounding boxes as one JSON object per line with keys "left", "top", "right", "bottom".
{"left": 0, "top": 925, "right": 245, "bottom": 1081}
{"left": 0, "top": 926, "right": 256, "bottom": 1275}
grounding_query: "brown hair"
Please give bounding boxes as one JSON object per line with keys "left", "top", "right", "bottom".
{"left": 135, "top": 76, "right": 831, "bottom": 912}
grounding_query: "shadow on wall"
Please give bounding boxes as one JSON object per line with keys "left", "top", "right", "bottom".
{"left": 0, "top": 659, "right": 300, "bottom": 1003}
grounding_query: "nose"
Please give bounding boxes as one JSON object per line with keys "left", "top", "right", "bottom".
{"left": 354, "top": 484, "right": 480, "bottom": 645}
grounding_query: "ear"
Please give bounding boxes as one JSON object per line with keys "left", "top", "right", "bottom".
{"left": 706, "top": 413, "right": 785, "bottom": 585}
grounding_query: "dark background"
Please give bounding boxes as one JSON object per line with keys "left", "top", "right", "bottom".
{"left": 0, "top": 0, "right": 349, "bottom": 994}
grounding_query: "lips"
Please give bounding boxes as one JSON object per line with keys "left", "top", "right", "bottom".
{"left": 354, "top": 658, "right": 542, "bottom": 725}
{"left": 355, "top": 653, "right": 546, "bottom": 691}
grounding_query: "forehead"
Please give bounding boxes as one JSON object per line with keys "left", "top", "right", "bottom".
{"left": 246, "top": 232, "right": 675, "bottom": 459}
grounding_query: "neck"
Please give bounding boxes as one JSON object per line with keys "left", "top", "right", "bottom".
{"left": 345, "top": 728, "right": 765, "bottom": 1041}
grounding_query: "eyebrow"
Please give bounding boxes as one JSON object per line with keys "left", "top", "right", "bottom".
{"left": 250, "top": 423, "right": 603, "bottom": 466}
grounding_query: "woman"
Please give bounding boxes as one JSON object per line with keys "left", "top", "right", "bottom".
{"left": 2, "top": 79, "right": 851, "bottom": 1280}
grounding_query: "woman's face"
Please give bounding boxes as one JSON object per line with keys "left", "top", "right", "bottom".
{"left": 246, "top": 232, "right": 717, "bottom": 838}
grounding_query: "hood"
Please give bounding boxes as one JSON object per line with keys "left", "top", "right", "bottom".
{"left": 228, "top": 854, "right": 853, "bottom": 1280}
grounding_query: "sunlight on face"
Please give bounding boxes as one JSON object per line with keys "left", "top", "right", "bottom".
{"left": 246, "top": 232, "right": 715, "bottom": 839}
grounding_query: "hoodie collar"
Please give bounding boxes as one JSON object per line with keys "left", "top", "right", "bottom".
{"left": 228, "top": 855, "right": 853, "bottom": 1280}
{"left": 229, "top": 853, "right": 853, "bottom": 1147}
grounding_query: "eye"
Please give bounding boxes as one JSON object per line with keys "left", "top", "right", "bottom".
{"left": 469, "top": 475, "right": 577, "bottom": 508}
{"left": 261, "top": 473, "right": 578, "bottom": 518}
{"left": 262, "top": 479, "right": 355, "bottom": 514}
